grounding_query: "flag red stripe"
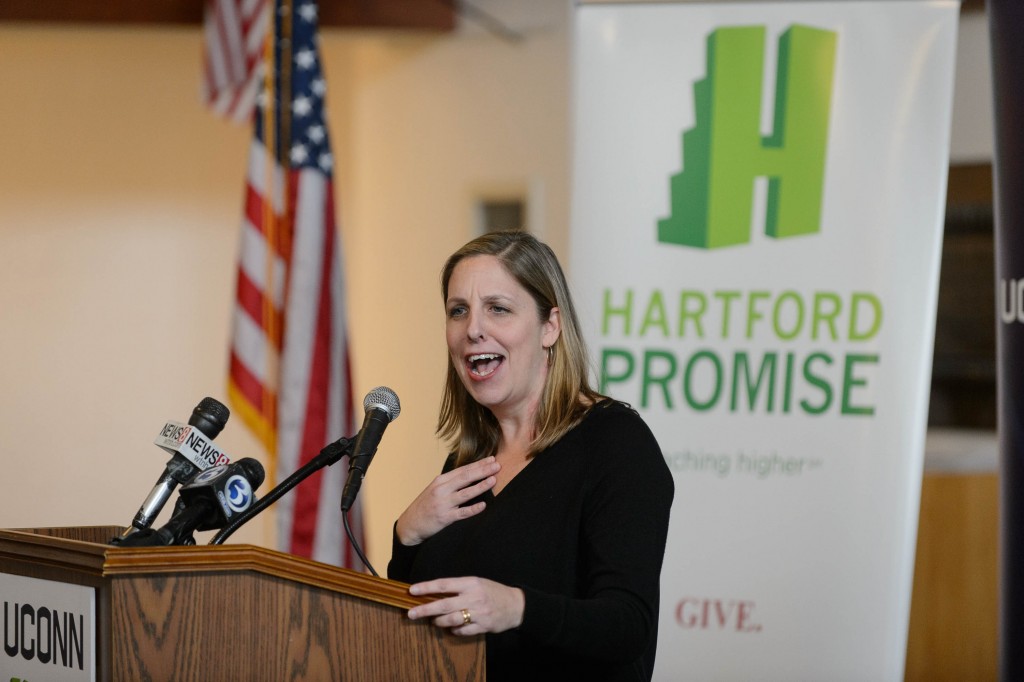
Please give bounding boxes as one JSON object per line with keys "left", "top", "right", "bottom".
{"left": 202, "top": 0, "right": 266, "bottom": 121}
{"left": 229, "top": 350, "right": 275, "bottom": 420}
{"left": 235, "top": 267, "right": 284, "bottom": 349}
{"left": 235, "top": 267, "right": 264, "bottom": 325}
{"left": 240, "top": 0, "right": 265, "bottom": 34}
{"left": 340, "top": 344, "right": 356, "bottom": 568}
{"left": 245, "top": 183, "right": 268, "bottom": 237}
{"left": 224, "top": 76, "right": 246, "bottom": 118}
{"left": 215, "top": 1, "right": 244, "bottom": 83}
{"left": 288, "top": 180, "right": 336, "bottom": 557}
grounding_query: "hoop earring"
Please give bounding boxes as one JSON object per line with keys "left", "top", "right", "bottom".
{"left": 546, "top": 345, "right": 554, "bottom": 365}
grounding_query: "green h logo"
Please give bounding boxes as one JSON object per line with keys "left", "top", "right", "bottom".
{"left": 658, "top": 25, "right": 838, "bottom": 249}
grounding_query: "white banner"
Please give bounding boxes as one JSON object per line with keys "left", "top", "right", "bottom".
{"left": 0, "top": 573, "right": 95, "bottom": 681}
{"left": 569, "top": 2, "right": 959, "bottom": 679}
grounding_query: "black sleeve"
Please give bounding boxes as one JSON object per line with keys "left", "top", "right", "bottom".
{"left": 387, "top": 522, "right": 419, "bottom": 582}
{"left": 517, "top": 407, "right": 674, "bottom": 663}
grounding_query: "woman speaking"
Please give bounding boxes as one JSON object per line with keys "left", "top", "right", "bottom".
{"left": 388, "top": 230, "right": 674, "bottom": 681}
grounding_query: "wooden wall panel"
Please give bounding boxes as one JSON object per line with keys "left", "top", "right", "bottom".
{"left": 905, "top": 474, "right": 998, "bottom": 681}
{"left": 0, "top": 0, "right": 455, "bottom": 31}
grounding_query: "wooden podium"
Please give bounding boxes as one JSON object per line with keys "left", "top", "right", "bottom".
{"left": 0, "top": 526, "right": 485, "bottom": 681}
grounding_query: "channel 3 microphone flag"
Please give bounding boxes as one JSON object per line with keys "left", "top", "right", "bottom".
{"left": 204, "top": 0, "right": 362, "bottom": 567}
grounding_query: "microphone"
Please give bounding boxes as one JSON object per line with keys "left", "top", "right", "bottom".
{"left": 117, "top": 458, "right": 265, "bottom": 547}
{"left": 211, "top": 386, "right": 398, "bottom": 546}
{"left": 119, "top": 397, "right": 230, "bottom": 539}
{"left": 341, "top": 386, "right": 401, "bottom": 512}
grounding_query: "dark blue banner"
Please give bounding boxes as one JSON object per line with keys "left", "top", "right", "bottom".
{"left": 989, "top": 2, "right": 1024, "bottom": 678}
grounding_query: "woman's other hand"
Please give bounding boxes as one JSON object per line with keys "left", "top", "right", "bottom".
{"left": 395, "top": 457, "right": 500, "bottom": 546}
{"left": 407, "top": 576, "right": 525, "bottom": 635}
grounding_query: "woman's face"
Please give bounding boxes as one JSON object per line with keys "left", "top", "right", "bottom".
{"left": 445, "top": 255, "right": 560, "bottom": 421}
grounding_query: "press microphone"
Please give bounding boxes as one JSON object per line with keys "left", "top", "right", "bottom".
{"left": 118, "top": 397, "right": 230, "bottom": 540}
{"left": 340, "top": 386, "right": 401, "bottom": 512}
{"left": 117, "top": 458, "right": 265, "bottom": 547}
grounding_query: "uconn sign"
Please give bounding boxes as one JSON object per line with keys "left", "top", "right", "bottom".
{"left": 0, "top": 574, "right": 94, "bottom": 682}
{"left": 1000, "top": 278, "right": 1024, "bottom": 324}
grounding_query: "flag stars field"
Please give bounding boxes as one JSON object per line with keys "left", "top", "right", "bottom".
{"left": 318, "top": 152, "right": 333, "bottom": 172}
{"left": 293, "top": 95, "right": 312, "bottom": 116}
{"left": 290, "top": 144, "right": 308, "bottom": 164}
{"left": 297, "top": 2, "right": 317, "bottom": 22}
{"left": 295, "top": 48, "right": 316, "bottom": 70}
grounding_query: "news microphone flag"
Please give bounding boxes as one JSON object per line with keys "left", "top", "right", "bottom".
{"left": 154, "top": 421, "right": 232, "bottom": 472}
{"left": 216, "top": 0, "right": 362, "bottom": 567}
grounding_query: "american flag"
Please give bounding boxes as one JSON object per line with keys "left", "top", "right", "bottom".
{"left": 202, "top": 0, "right": 269, "bottom": 123}
{"left": 212, "top": 0, "right": 363, "bottom": 566}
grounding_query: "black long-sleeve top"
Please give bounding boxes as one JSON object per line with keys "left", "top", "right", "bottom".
{"left": 388, "top": 401, "right": 675, "bottom": 681}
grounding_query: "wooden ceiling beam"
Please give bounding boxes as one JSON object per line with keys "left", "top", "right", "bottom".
{"left": 0, "top": 0, "right": 455, "bottom": 31}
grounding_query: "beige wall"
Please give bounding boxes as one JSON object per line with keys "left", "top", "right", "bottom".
{"left": 0, "top": 3, "right": 570, "bottom": 569}
{"left": 0, "top": 25, "right": 264, "bottom": 539}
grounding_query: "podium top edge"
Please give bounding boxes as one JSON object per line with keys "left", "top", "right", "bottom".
{"left": 0, "top": 526, "right": 425, "bottom": 610}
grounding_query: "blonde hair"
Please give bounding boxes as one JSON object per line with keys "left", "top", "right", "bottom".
{"left": 437, "top": 231, "right": 606, "bottom": 465}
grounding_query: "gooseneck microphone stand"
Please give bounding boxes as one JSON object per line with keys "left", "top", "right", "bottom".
{"left": 209, "top": 435, "right": 375, "bottom": 575}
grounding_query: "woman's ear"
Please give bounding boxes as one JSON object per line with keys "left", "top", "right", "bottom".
{"left": 543, "top": 307, "right": 561, "bottom": 348}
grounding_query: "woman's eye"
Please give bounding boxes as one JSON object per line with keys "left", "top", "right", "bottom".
{"left": 447, "top": 306, "right": 467, "bottom": 318}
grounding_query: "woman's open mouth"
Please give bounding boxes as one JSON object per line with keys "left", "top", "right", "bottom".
{"left": 468, "top": 353, "right": 504, "bottom": 377}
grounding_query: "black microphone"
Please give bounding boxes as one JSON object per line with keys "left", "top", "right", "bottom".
{"left": 117, "top": 458, "right": 265, "bottom": 547}
{"left": 341, "top": 386, "right": 401, "bottom": 512}
{"left": 119, "top": 398, "right": 230, "bottom": 539}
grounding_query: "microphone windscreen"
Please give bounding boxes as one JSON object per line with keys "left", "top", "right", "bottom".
{"left": 190, "top": 397, "right": 231, "bottom": 439}
{"left": 236, "top": 457, "right": 266, "bottom": 490}
{"left": 364, "top": 386, "right": 401, "bottom": 421}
